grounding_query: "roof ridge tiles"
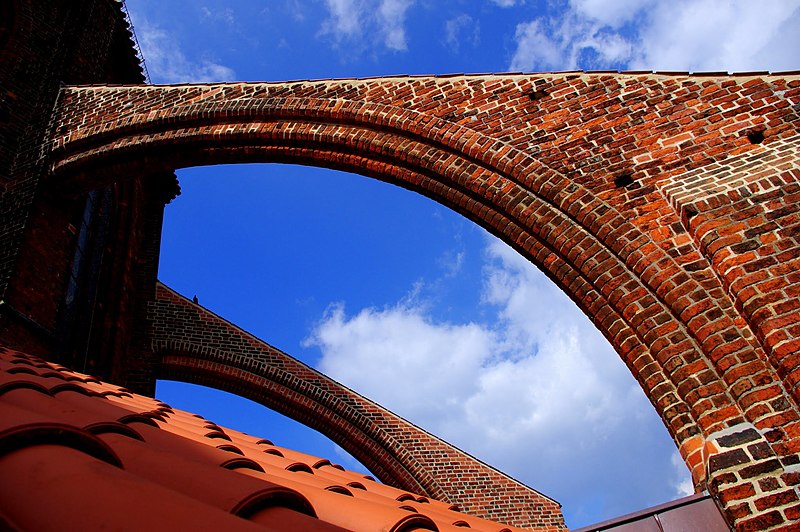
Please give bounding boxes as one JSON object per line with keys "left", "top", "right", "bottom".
{"left": 0, "top": 379, "right": 55, "bottom": 399}
{"left": 231, "top": 487, "right": 318, "bottom": 520}
{"left": 0, "top": 444, "right": 269, "bottom": 531}
{"left": 220, "top": 456, "right": 266, "bottom": 473}
{"left": 50, "top": 381, "right": 97, "bottom": 396}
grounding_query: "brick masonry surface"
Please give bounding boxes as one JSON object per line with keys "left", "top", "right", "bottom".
{"left": 45, "top": 72, "right": 800, "bottom": 529}
{"left": 150, "top": 282, "right": 565, "bottom": 530}
{"left": 0, "top": 0, "right": 151, "bottom": 386}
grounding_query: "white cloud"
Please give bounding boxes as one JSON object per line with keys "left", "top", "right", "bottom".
{"left": 136, "top": 21, "right": 236, "bottom": 83}
{"left": 509, "top": 20, "right": 567, "bottom": 71}
{"left": 445, "top": 14, "right": 480, "bottom": 53}
{"left": 312, "top": 303, "right": 493, "bottom": 422}
{"left": 379, "top": 0, "right": 414, "bottom": 50}
{"left": 509, "top": 12, "right": 635, "bottom": 71}
{"left": 308, "top": 236, "right": 690, "bottom": 525}
{"left": 570, "top": 0, "right": 653, "bottom": 28}
{"left": 285, "top": 0, "right": 307, "bottom": 22}
{"left": 631, "top": 0, "right": 800, "bottom": 72}
{"left": 437, "top": 249, "right": 465, "bottom": 278}
{"left": 490, "top": 0, "right": 523, "bottom": 7}
{"left": 509, "top": 0, "right": 800, "bottom": 73}
{"left": 671, "top": 451, "right": 695, "bottom": 497}
{"left": 320, "top": 0, "right": 364, "bottom": 41}
{"left": 319, "top": 0, "right": 415, "bottom": 52}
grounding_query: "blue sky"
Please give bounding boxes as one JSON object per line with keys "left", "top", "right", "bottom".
{"left": 123, "top": 0, "right": 799, "bottom": 528}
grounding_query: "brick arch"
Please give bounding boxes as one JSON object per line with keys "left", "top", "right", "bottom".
{"left": 50, "top": 84, "right": 758, "bottom": 435}
{"left": 48, "top": 76, "right": 800, "bottom": 528}
{"left": 148, "top": 282, "right": 565, "bottom": 528}
{"left": 156, "top": 343, "right": 436, "bottom": 498}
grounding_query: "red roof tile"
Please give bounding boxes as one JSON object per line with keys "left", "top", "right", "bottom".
{"left": 0, "top": 346, "right": 527, "bottom": 531}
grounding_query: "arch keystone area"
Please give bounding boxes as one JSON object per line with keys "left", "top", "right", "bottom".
{"left": 42, "top": 73, "right": 800, "bottom": 529}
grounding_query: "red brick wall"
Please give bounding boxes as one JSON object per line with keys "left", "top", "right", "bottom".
{"left": 150, "top": 282, "right": 565, "bottom": 530}
{"left": 0, "top": 0, "right": 147, "bottom": 362}
{"left": 49, "top": 72, "right": 800, "bottom": 529}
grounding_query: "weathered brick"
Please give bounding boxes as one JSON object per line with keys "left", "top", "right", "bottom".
{"left": 738, "top": 510, "right": 784, "bottom": 531}
{"left": 718, "top": 428, "right": 762, "bottom": 448}
{"left": 748, "top": 442, "right": 776, "bottom": 460}
{"left": 754, "top": 489, "right": 799, "bottom": 511}
{"left": 710, "top": 449, "right": 751, "bottom": 471}
{"left": 785, "top": 502, "right": 800, "bottom": 520}
{"left": 719, "top": 483, "right": 756, "bottom": 504}
{"left": 758, "top": 476, "right": 780, "bottom": 492}
{"left": 739, "top": 459, "right": 783, "bottom": 479}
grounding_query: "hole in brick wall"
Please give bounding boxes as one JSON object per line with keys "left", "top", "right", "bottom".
{"left": 744, "top": 128, "right": 765, "bottom": 144}
{"left": 527, "top": 89, "right": 548, "bottom": 101}
{"left": 613, "top": 173, "right": 634, "bottom": 188}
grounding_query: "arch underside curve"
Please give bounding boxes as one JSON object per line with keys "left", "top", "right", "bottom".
{"left": 156, "top": 348, "right": 434, "bottom": 498}
{"left": 54, "top": 92, "right": 765, "bottom": 433}
{"left": 49, "top": 83, "right": 799, "bottom": 501}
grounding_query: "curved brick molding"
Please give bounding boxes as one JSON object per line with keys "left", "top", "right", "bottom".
{"left": 663, "top": 139, "right": 800, "bottom": 406}
{"left": 150, "top": 282, "right": 565, "bottom": 529}
{"left": 46, "top": 73, "right": 800, "bottom": 529}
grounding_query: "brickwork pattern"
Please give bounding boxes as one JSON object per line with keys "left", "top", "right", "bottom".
{"left": 150, "top": 282, "right": 565, "bottom": 529}
{"left": 46, "top": 72, "right": 800, "bottom": 528}
{"left": 0, "top": 0, "right": 145, "bottom": 356}
{"left": 702, "top": 423, "right": 800, "bottom": 531}
{"left": 663, "top": 138, "right": 800, "bottom": 407}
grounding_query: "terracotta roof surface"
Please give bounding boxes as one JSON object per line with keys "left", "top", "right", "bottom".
{"left": 0, "top": 346, "right": 527, "bottom": 531}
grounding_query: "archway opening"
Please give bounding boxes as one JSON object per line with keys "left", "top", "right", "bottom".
{"left": 157, "top": 162, "right": 691, "bottom": 529}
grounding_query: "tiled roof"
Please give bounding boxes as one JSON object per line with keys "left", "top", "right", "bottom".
{"left": 0, "top": 346, "right": 526, "bottom": 531}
